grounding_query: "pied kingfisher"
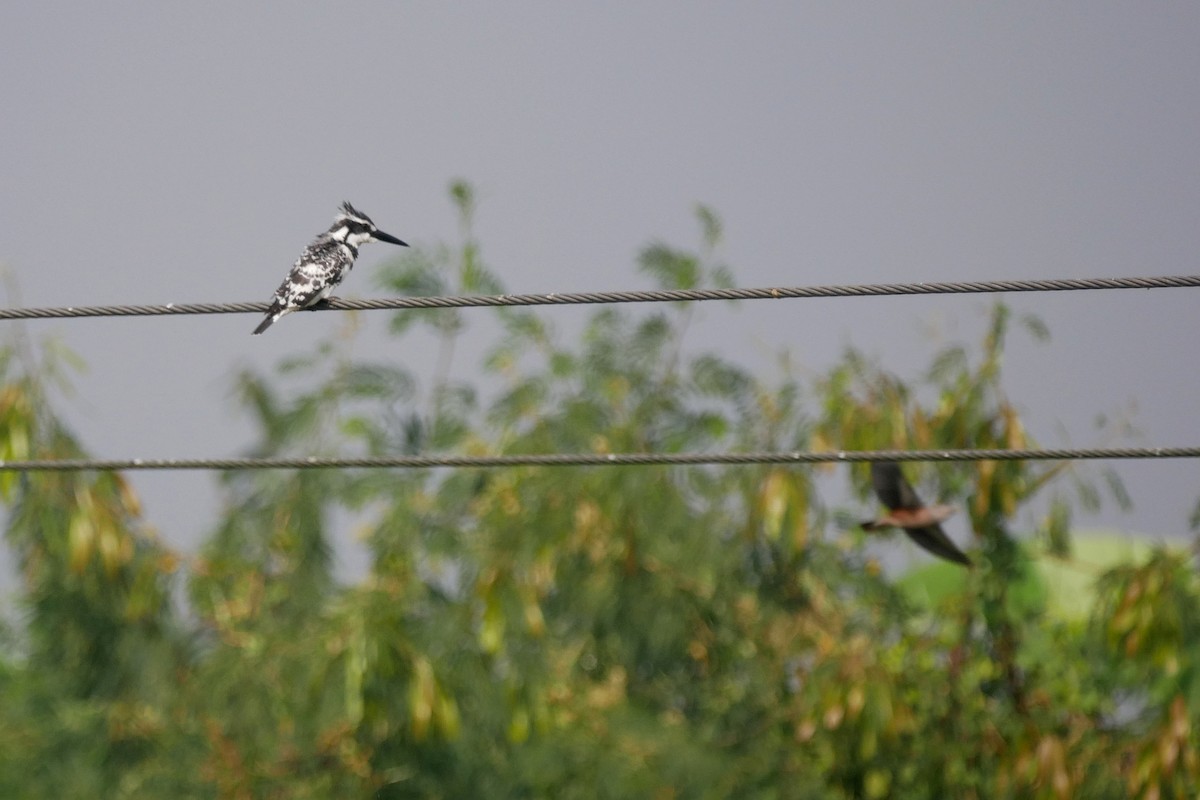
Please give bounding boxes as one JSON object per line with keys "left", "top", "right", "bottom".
{"left": 252, "top": 202, "right": 408, "bottom": 335}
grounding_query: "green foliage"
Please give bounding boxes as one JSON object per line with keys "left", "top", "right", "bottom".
{"left": 0, "top": 184, "right": 1196, "bottom": 798}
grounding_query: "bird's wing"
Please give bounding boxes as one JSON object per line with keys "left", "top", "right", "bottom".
{"left": 903, "top": 523, "right": 972, "bottom": 566}
{"left": 270, "top": 239, "right": 343, "bottom": 310}
{"left": 892, "top": 467, "right": 925, "bottom": 509}
{"left": 871, "top": 461, "right": 925, "bottom": 510}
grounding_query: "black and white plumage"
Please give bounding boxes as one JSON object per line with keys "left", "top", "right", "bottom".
{"left": 253, "top": 202, "right": 408, "bottom": 335}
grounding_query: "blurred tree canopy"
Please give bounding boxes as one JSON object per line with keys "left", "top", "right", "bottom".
{"left": 0, "top": 182, "right": 1196, "bottom": 799}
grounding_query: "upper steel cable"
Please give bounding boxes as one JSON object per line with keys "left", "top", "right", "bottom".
{"left": 0, "top": 275, "right": 1196, "bottom": 321}
{"left": 0, "top": 446, "right": 1197, "bottom": 472}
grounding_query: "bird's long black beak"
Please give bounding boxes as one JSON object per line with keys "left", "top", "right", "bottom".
{"left": 373, "top": 230, "right": 408, "bottom": 247}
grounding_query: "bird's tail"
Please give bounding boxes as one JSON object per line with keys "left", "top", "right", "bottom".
{"left": 252, "top": 314, "right": 277, "bottom": 335}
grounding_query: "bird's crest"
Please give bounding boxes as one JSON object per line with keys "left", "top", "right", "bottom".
{"left": 336, "top": 201, "right": 375, "bottom": 227}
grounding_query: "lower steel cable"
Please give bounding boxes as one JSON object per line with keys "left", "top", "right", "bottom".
{"left": 0, "top": 446, "right": 1197, "bottom": 471}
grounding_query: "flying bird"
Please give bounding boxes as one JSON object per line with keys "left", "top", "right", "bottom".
{"left": 253, "top": 202, "right": 408, "bottom": 335}
{"left": 861, "top": 461, "right": 972, "bottom": 566}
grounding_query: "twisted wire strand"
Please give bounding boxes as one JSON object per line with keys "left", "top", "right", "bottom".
{"left": 1, "top": 446, "right": 1197, "bottom": 472}
{"left": 1, "top": 275, "right": 1196, "bottom": 321}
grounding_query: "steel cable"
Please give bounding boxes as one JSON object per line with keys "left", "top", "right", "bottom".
{"left": 1, "top": 446, "right": 1197, "bottom": 472}
{"left": 0, "top": 274, "right": 1195, "bottom": 321}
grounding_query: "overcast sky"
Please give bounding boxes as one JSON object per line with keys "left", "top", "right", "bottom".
{"left": 1, "top": 3, "right": 1197, "bottom": 576}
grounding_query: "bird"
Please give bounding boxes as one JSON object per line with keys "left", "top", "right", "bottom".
{"left": 861, "top": 461, "right": 972, "bottom": 566}
{"left": 253, "top": 202, "right": 408, "bottom": 335}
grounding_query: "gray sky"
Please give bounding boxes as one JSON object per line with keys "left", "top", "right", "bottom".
{"left": 1, "top": 3, "right": 1198, "bottom": 573}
